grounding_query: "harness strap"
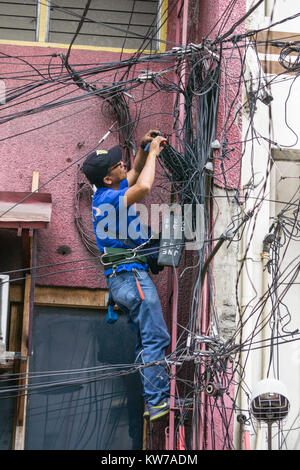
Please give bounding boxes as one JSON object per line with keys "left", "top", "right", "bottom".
{"left": 100, "top": 246, "right": 148, "bottom": 270}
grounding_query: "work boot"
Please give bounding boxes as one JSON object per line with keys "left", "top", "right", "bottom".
{"left": 144, "top": 397, "right": 193, "bottom": 421}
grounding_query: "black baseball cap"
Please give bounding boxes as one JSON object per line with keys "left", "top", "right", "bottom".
{"left": 82, "top": 145, "right": 122, "bottom": 186}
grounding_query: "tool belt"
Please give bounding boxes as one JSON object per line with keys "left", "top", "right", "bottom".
{"left": 103, "top": 248, "right": 148, "bottom": 325}
{"left": 100, "top": 246, "right": 148, "bottom": 272}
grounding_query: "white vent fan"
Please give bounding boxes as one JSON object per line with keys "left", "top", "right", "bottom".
{"left": 251, "top": 379, "right": 290, "bottom": 450}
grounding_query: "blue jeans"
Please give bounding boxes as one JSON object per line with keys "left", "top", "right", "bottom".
{"left": 107, "top": 269, "right": 170, "bottom": 406}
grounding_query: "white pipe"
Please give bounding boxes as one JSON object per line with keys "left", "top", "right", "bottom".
{"left": 235, "top": 220, "right": 254, "bottom": 449}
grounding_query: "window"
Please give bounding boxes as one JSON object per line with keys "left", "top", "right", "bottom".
{"left": 49, "top": 0, "right": 161, "bottom": 50}
{"left": 0, "top": 0, "right": 38, "bottom": 41}
{"left": 0, "top": 0, "right": 166, "bottom": 52}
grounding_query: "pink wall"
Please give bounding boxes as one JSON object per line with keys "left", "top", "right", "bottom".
{"left": 0, "top": 45, "right": 173, "bottom": 307}
{"left": 0, "top": 0, "right": 250, "bottom": 455}
{"left": 180, "top": 0, "right": 246, "bottom": 450}
{"left": 0, "top": 1, "right": 246, "bottom": 450}
{"left": 0, "top": 1, "right": 245, "bottom": 293}
{"left": 190, "top": 0, "right": 246, "bottom": 190}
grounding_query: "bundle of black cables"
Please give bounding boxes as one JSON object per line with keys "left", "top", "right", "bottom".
{"left": 279, "top": 42, "right": 300, "bottom": 72}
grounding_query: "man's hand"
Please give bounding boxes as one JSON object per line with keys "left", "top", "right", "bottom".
{"left": 140, "top": 129, "right": 161, "bottom": 149}
{"left": 127, "top": 131, "right": 165, "bottom": 188}
{"left": 125, "top": 136, "right": 164, "bottom": 206}
{"left": 149, "top": 135, "right": 167, "bottom": 156}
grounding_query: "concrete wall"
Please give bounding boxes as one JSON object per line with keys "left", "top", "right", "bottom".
{"left": 237, "top": 0, "right": 300, "bottom": 450}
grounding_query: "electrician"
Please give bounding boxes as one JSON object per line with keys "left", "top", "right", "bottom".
{"left": 82, "top": 130, "right": 171, "bottom": 421}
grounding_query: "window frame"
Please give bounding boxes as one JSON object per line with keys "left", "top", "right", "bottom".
{"left": 0, "top": 0, "right": 168, "bottom": 54}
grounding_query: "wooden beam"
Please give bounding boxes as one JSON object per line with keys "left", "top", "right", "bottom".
{"left": 9, "top": 303, "right": 22, "bottom": 353}
{"left": 31, "top": 171, "right": 40, "bottom": 192}
{"left": 13, "top": 172, "right": 39, "bottom": 451}
{"left": 10, "top": 284, "right": 109, "bottom": 309}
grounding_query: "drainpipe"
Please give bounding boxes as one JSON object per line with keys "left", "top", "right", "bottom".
{"left": 167, "top": 0, "right": 189, "bottom": 452}
{"left": 261, "top": 233, "right": 274, "bottom": 378}
{"left": 252, "top": 232, "right": 274, "bottom": 450}
{"left": 236, "top": 220, "right": 254, "bottom": 450}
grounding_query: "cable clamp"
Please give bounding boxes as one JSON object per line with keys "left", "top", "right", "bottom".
{"left": 172, "top": 45, "right": 192, "bottom": 55}
{"left": 171, "top": 46, "right": 184, "bottom": 54}
{"left": 223, "top": 228, "right": 235, "bottom": 240}
{"left": 203, "top": 45, "right": 220, "bottom": 61}
{"left": 189, "top": 43, "right": 202, "bottom": 51}
{"left": 138, "top": 71, "right": 157, "bottom": 82}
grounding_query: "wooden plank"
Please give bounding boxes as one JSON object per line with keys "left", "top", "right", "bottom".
{"left": 20, "top": 274, "right": 32, "bottom": 358}
{"left": 21, "top": 230, "right": 30, "bottom": 275}
{"left": 13, "top": 280, "right": 31, "bottom": 449}
{"left": 13, "top": 173, "right": 39, "bottom": 451}
{"left": 0, "top": 191, "right": 52, "bottom": 225}
{"left": 10, "top": 284, "right": 109, "bottom": 308}
{"left": 8, "top": 303, "right": 22, "bottom": 353}
{"left": 31, "top": 171, "right": 40, "bottom": 192}
{"left": 0, "top": 221, "right": 48, "bottom": 229}
{"left": 14, "top": 423, "right": 26, "bottom": 451}
{"left": 34, "top": 285, "right": 109, "bottom": 308}
{"left": 0, "top": 201, "right": 51, "bottom": 223}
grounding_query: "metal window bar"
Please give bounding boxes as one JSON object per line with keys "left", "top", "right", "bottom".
{"left": 48, "top": 0, "right": 160, "bottom": 50}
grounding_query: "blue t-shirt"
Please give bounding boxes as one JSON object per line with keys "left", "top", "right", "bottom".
{"left": 92, "top": 178, "right": 149, "bottom": 276}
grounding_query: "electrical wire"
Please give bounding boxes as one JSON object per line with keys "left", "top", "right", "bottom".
{"left": 1, "top": 0, "right": 300, "bottom": 450}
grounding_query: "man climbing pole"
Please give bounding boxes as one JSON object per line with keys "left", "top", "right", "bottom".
{"left": 82, "top": 130, "right": 172, "bottom": 421}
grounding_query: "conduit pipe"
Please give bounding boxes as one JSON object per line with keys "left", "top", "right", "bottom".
{"left": 167, "top": 0, "right": 189, "bottom": 451}
{"left": 260, "top": 234, "right": 274, "bottom": 378}
{"left": 253, "top": 233, "right": 274, "bottom": 450}
{"left": 236, "top": 221, "right": 254, "bottom": 449}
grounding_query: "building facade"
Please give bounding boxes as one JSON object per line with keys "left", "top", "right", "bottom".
{"left": 0, "top": 0, "right": 298, "bottom": 451}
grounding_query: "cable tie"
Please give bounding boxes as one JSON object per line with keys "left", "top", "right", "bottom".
{"left": 171, "top": 47, "right": 183, "bottom": 54}
{"left": 189, "top": 43, "right": 202, "bottom": 51}
{"left": 123, "top": 91, "right": 134, "bottom": 99}
{"left": 224, "top": 228, "right": 235, "bottom": 240}
{"left": 138, "top": 71, "right": 157, "bottom": 82}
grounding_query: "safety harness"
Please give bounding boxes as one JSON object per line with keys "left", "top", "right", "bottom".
{"left": 100, "top": 245, "right": 148, "bottom": 273}
{"left": 100, "top": 237, "right": 155, "bottom": 324}
{"left": 97, "top": 218, "right": 183, "bottom": 324}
